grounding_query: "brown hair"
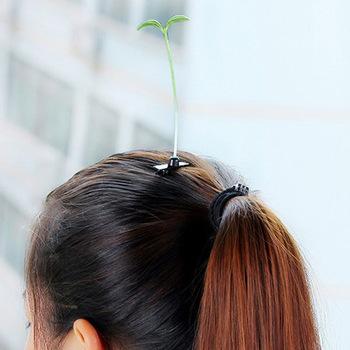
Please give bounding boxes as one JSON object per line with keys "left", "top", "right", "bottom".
{"left": 25, "top": 150, "right": 320, "bottom": 349}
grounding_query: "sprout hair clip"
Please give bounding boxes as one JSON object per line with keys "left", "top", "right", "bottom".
{"left": 153, "top": 156, "right": 190, "bottom": 176}
{"left": 137, "top": 15, "right": 191, "bottom": 176}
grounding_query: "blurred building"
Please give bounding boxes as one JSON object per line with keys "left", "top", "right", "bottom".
{"left": 1, "top": 0, "right": 350, "bottom": 349}
{"left": 0, "top": 0, "right": 182, "bottom": 348}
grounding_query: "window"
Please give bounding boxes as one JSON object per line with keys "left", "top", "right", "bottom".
{"left": 83, "top": 99, "right": 119, "bottom": 165}
{"left": 6, "top": 56, "right": 74, "bottom": 154}
{"left": 0, "top": 196, "right": 28, "bottom": 275}
{"left": 132, "top": 121, "right": 171, "bottom": 150}
{"left": 98, "top": 0, "right": 129, "bottom": 23}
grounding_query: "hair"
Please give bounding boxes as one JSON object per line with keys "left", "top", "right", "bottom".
{"left": 25, "top": 150, "right": 320, "bottom": 350}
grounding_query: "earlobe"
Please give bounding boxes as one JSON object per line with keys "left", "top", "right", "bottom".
{"left": 73, "top": 319, "right": 104, "bottom": 349}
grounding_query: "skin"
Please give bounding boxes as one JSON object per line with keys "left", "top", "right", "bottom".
{"left": 25, "top": 303, "right": 104, "bottom": 350}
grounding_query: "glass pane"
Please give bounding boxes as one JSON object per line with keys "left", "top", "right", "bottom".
{"left": 84, "top": 100, "right": 119, "bottom": 165}
{"left": 6, "top": 56, "right": 74, "bottom": 155}
{"left": 36, "top": 72, "right": 74, "bottom": 154}
{"left": 7, "top": 57, "right": 38, "bottom": 133}
{"left": 132, "top": 122, "right": 171, "bottom": 150}
{"left": 0, "top": 195, "right": 27, "bottom": 276}
{"left": 99, "top": 0, "right": 129, "bottom": 23}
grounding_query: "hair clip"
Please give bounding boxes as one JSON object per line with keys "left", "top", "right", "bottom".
{"left": 153, "top": 156, "right": 190, "bottom": 176}
{"left": 138, "top": 15, "right": 191, "bottom": 176}
{"left": 209, "top": 183, "right": 250, "bottom": 230}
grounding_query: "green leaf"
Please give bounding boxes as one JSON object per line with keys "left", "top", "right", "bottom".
{"left": 165, "top": 15, "right": 190, "bottom": 30}
{"left": 137, "top": 19, "right": 163, "bottom": 32}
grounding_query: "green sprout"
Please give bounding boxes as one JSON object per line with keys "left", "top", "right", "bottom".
{"left": 137, "top": 15, "right": 190, "bottom": 158}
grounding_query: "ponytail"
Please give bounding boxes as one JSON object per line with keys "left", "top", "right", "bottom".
{"left": 195, "top": 195, "right": 320, "bottom": 349}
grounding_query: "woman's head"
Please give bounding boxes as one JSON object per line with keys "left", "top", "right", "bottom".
{"left": 25, "top": 150, "right": 320, "bottom": 349}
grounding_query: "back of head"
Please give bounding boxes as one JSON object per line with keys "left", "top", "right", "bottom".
{"left": 25, "top": 150, "right": 320, "bottom": 349}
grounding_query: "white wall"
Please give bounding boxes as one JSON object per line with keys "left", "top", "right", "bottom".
{"left": 181, "top": 0, "right": 350, "bottom": 348}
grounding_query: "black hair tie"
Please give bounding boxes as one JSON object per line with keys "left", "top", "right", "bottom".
{"left": 209, "top": 183, "right": 249, "bottom": 230}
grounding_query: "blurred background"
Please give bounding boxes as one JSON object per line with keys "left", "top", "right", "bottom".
{"left": 0, "top": 0, "right": 349, "bottom": 349}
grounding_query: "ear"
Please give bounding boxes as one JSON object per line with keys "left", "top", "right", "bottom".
{"left": 72, "top": 319, "right": 104, "bottom": 350}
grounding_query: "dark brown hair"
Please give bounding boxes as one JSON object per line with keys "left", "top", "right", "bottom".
{"left": 25, "top": 150, "right": 320, "bottom": 349}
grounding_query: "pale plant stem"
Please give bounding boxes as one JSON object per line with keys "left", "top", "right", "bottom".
{"left": 163, "top": 29, "right": 178, "bottom": 158}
